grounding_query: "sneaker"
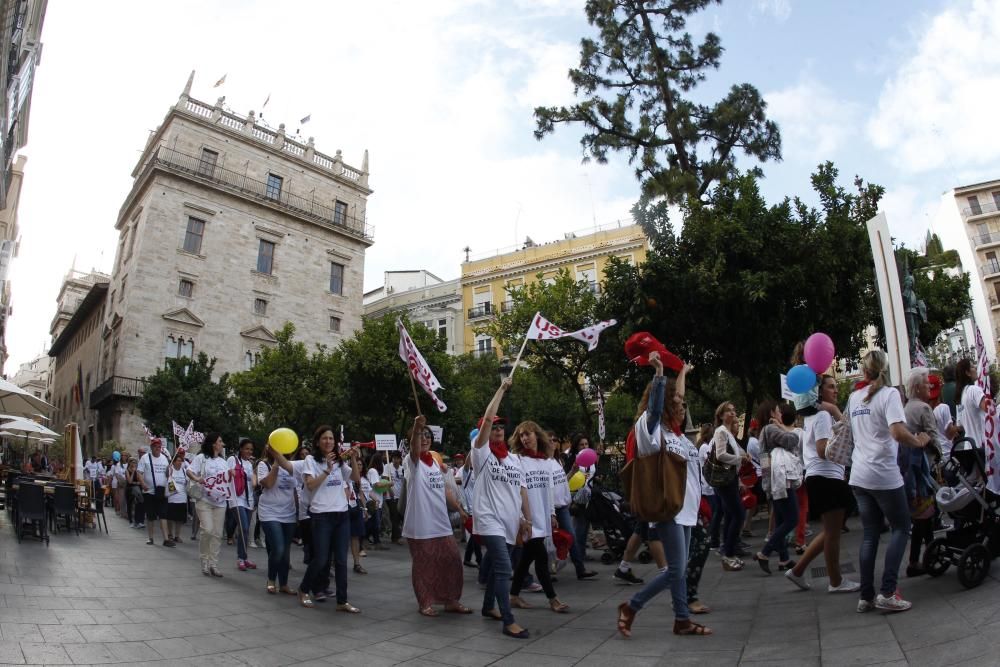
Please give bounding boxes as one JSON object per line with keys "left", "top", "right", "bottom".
{"left": 613, "top": 568, "right": 644, "bottom": 585}
{"left": 244, "top": 559, "right": 257, "bottom": 569}
{"left": 857, "top": 598, "right": 875, "bottom": 613}
{"left": 237, "top": 560, "right": 248, "bottom": 571}
{"left": 524, "top": 583, "right": 543, "bottom": 593}
{"left": 875, "top": 593, "right": 912, "bottom": 612}
{"left": 249, "top": 540, "right": 260, "bottom": 549}
{"left": 145, "top": 538, "right": 154, "bottom": 546}
{"left": 828, "top": 580, "right": 861, "bottom": 594}
{"left": 577, "top": 570, "right": 598, "bottom": 580}
{"left": 162, "top": 540, "right": 176, "bottom": 548}
{"left": 784, "top": 568, "right": 810, "bottom": 590}
{"left": 201, "top": 561, "right": 210, "bottom": 576}
{"left": 137, "top": 522, "right": 145, "bottom": 529}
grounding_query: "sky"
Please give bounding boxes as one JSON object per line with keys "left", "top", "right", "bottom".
{"left": 6, "top": 0, "right": 1000, "bottom": 373}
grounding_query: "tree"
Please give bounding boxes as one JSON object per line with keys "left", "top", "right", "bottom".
{"left": 534, "top": 0, "right": 781, "bottom": 204}
{"left": 480, "top": 270, "right": 608, "bottom": 433}
{"left": 228, "top": 322, "right": 339, "bottom": 443}
{"left": 137, "top": 353, "right": 237, "bottom": 444}
{"left": 599, "top": 164, "right": 884, "bottom": 428}
{"left": 895, "top": 236, "right": 972, "bottom": 348}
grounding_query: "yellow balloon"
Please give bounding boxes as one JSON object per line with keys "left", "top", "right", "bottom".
{"left": 268, "top": 427, "right": 299, "bottom": 455}
{"left": 568, "top": 471, "right": 585, "bottom": 492}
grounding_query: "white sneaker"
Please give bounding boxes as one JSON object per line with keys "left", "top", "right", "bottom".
{"left": 875, "top": 593, "right": 912, "bottom": 612}
{"left": 828, "top": 579, "right": 861, "bottom": 593}
{"left": 784, "top": 568, "right": 810, "bottom": 590}
{"left": 249, "top": 541, "right": 260, "bottom": 549}
{"left": 857, "top": 599, "right": 875, "bottom": 613}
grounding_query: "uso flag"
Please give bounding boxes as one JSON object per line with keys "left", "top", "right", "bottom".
{"left": 397, "top": 319, "right": 447, "bottom": 412}
{"left": 525, "top": 312, "right": 617, "bottom": 351}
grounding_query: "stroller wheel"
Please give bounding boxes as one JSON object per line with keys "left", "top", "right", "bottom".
{"left": 637, "top": 550, "right": 652, "bottom": 565}
{"left": 922, "top": 538, "right": 951, "bottom": 577}
{"left": 600, "top": 552, "right": 615, "bottom": 565}
{"left": 957, "top": 543, "right": 991, "bottom": 589}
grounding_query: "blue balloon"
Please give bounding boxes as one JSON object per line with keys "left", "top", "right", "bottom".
{"left": 112, "top": 451, "right": 121, "bottom": 462}
{"left": 787, "top": 364, "right": 818, "bottom": 394}
{"left": 469, "top": 428, "right": 480, "bottom": 442}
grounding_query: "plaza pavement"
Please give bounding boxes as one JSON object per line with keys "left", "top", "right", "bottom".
{"left": 0, "top": 509, "right": 997, "bottom": 666}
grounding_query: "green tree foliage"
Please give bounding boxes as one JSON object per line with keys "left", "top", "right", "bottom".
{"left": 534, "top": 0, "right": 781, "bottom": 203}
{"left": 228, "top": 323, "right": 338, "bottom": 443}
{"left": 895, "top": 237, "right": 972, "bottom": 348}
{"left": 507, "top": 365, "right": 589, "bottom": 440}
{"left": 137, "top": 353, "right": 237, "bottom": 444}
{"left": 481, "top": 270, "right": 608, "bottom": 433}
{"left": 600, "top": 164, "right": 884, "bottom": 424}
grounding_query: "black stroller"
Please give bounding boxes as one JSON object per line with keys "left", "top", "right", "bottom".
{"left": 923, "top": 437, "right": 1000, "bottom": 588}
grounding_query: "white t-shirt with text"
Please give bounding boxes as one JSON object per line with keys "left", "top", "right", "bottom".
{"left": 304, "top": 455, "right": 352, "bottom": 514}
{"left": 520, "top": 455, "right": 554, "bottom": 539}
{"left": 471, "top": 447, "right": 525, "bottom": 544}
{"left": 957, "top": 384, "right": 987, "bottom": 450}
{"left": 401, "top": 456, "right": 453, "bottom": 540}
{"left": 167, "top": 464, "right": 189, "bottom": 504}
{"left": 257, "top": 461, "right": 297, "bottom": 523}
{"left": 633, "top": 414, "right": 701, "bottom": 526}
{"left": 550, "top": 458, "right": 571, "bottom": 508}
{"left": 138, "top": 453, "right": 170, "bottom": 492}
{"left": 848, "top": 386, "right": 906, "bottom": 490}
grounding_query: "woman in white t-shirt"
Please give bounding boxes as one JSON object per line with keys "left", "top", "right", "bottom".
{"left": 472, "top": 377, "right": 532, "bottom": 640}
{"left": 713, "top": 402, "right": 749, "bottom": 570}
{"left": 786, "top": 375, "right": 860, "bottom": 594}
{"left": 227, "top": 439, "right": 258, "bottom": 572}
{"left": 187, "top": 433, "right": 231, "bottom": 577}
{"left": 508, "top": 422, "right": 569, "bottom": 613}
{"left": 403, "top": 415, "right": 471, "bottom": 617}
{"left": 617, "top": 355, "right": 711, "bottom": 638}
{"left": 364, "top": 459, "right": 387, "bottom": 550}
{"left": 256, "top": 445, "right": 299, "bottom": 595}
{"left": 955, "top": 358, "right": 989, "bottom": 450}
{"left": 166, "top": 451, "right": 189, "bottom": 544}
{"left": 296, "top": 425, "right": 361, "bottom": 612}
{"left": 848, "top": 351, "right": 930, "bottom": 614}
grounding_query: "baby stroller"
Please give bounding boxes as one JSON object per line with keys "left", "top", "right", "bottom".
{"left": 585, "top": 480, "right": 652, "bottom": 564}
{"left": 923, "top": 437, "right": 1000, "bottom": 589}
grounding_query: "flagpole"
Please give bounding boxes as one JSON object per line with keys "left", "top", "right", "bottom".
{"left": 407, "top": 371, "right": 423, "bottom": 417}
{"left": 508, "top": 336, "right": 530, "bottom": 378}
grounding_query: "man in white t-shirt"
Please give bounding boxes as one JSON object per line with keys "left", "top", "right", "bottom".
{"left": 137, "top": 438, "right": 174, "bottom": 548}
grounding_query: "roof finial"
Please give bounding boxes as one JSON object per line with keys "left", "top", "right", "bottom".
{"left": 361, "top": 149, "right": 369, "bottom": 174}
{"left": 183, "top": 70, "right": 195, "bottom": 96}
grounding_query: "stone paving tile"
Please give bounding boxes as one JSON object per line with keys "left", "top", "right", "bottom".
{"left": 105, "top": 640, "right": 162, "bottom": 663}
{"left": 38, "top": 626, "right": 86, "bottom": 644}
{"left": 0, "top": 638, "right": 25, "bottom": 664}
{"left": 19, "top": 641, "right": 73, "bottom": 665}
{"left": 820, "top": 640, "right": 906, "bottom": 666}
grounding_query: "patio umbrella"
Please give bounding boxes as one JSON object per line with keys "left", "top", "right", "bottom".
{"left": 0, "top": 378, "right": 53, "bottom": 417}
{"left": 1, "top": 418, "right": 59, "bottom": 437}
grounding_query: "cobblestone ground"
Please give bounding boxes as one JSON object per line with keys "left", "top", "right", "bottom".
{"left": 0, "top": 508, "right": 997, "bottom": 666}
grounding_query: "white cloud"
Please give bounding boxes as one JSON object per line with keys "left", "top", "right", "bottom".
{"left": 753, "top": 0, "right": 792, "bottom": 22}
{"left": 867, "top": 0, "right": 1000, "bottom": 173}
{"left": 764, "top": 78, "right": 860, "bottom": 162}
{"left": 878, "top": 185, "right": 939, "bottom": 248}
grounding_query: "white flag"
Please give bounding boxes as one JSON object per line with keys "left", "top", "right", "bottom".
{"left": 974, "top": 326, "right": 999, "bottom": 493}
{"left": 525, "top": 312, "right": 617, "bottom": 351}
{"left": 597, "top": 386, "right": 606, "bottom": 441}
{"left": 397, "top": 319, "right": 447, "bottom": 412}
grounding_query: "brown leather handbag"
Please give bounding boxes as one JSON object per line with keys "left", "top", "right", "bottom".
{"left": 620, "top": 445, "right": 688, "bottom": 522}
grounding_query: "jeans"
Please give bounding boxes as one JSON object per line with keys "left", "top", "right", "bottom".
{"left": 762, "top": 492, "right": 799, "bottom": 562}
{"left": 716, "top": 481, "right": 744, "bottom": 558}
{"left": 628, "top": 520, "right": 691, "bottom": 621}
{"left": 555, "top": 505, "right": 586, "bottom": 575}
{"left": 196, "top": 501, "right": 226, "bottom": 569}
{"left": 386, "top": 498, "right": 402, "bottom": 542}
{"left": 853, "top": 485, "right": 911, "bottom": 601}
{"left": 706, "top": 494, "right": 723, "bottom": 545}
{"left": 261, "top": 521, "right": 296, "bottom": 586}
{"left": 480, "top": 535, "right": 515, "bottom": 626}
{"left": 510, "top": 537, "right": 555, "bottom": 598}
{"left": 232, "top": 506, "right": 252, "bottom": 561}
{"left": 299, "top": 510, "right": 350, "bottom": 603}
{"left": 464, "top": 534, "right": 482, "bottom": 564}
{"left": 573, "top": 514, "right": 590, "bottom": 559}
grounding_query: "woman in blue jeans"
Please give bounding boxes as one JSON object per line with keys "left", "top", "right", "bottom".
{"left": 297, "top": 425, "right": 362, "bottom": 612}
{"left": 617, "top": 353, "right": 711, "bottom": 637}
{"left": 711, "top": 402, "right": 749, "bottom": 570}
{"left": 256, "top": 445, "right": 299, "bottom": 595}
{"left": 847, "top": 352, "right": 930, "bottom": 613}
{"left": 753, "top": 402, "right": 804, "bottom": 573}
{"left": 471, "top": 377, "right": 532, "bottom": 639}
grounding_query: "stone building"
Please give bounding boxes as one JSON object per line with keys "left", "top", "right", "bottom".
{"left": 459, "top": 223, "right": 647, "bottom": 356}
{"left": 363, "top": 270, "right": 462, "bottom": 355}
{"left": 0, "top": 155, "right": 24, "bottom": 371}
{"left": 89, "top": 73, "right": 374, "bottom": 450}
{"left": 10, "top": 350, "right": 46, "bottom": 398}
{"left": 953, "top": 180, "right": 1000, "bottom": 359}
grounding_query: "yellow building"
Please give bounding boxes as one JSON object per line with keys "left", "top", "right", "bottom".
{"left": 460, "top": 222, "right": 647, "bottom": 356}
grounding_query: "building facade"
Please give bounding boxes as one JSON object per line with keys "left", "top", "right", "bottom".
{"left": 10, "top": 350, "right": 45, "bottom": 398}
{"left": 0, "top": 154, "right": 23, "bottom": 371}
{"left": 459, "top": 223, "right": 647, "bottom": 356}
{"left": 954, "top": 180, "right": 1000, "bottom": 355}
{"left": 90, "top": 73, "right": 374, "bottom": 450}
{"left": 364, "top": 270, "right": 462, "bottom": 355}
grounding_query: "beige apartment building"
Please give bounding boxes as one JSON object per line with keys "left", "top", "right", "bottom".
{"left": 80, "top": 73, "right": 374, "bottom": 450}
{"left": 363, "top": 270, "right": 463, "bottom": 355}
{"left": 955, "top": 180, "right": 1000, "bottom": 351}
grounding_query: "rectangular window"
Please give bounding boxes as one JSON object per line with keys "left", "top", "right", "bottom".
{"left": 119, "top": 277, "right": 126, "bottom": 300}
{"left": 265, "top": 173, "right": 283, "bottom": 200}
{"left": 334, "top": 200, "right": 348, "bottom": 225}
{"left": 329, "top": 315, "right": 341, "bottom": 333}
{"left": 329, "top": 262, "right": 344, "bottom": 295}
{"left": 438, "top": 318, "right": 447, "bottom": 338}
{"left": 254, "top": 298, "right": 268, "bottom": 315}
{"left": 198, "top": 148, "right": 219, "bottom": 177}
{"left": 257, "top": 239, "right": 275, "bottom": 275}
{"left": 993, "top": 192, "right": 1000, "bottom": 210}
{"left": 183, "top": 217, "right": 205, "bottom": 254}
{"left": 178, "top": 279, "right": 194, "bottom": 297}
{"left": 968, "top": 195, "right": 983, "bottom": 215}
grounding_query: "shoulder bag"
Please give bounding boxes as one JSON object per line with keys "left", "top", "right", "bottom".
{"left": 824, "top": 417, "right": 854, "bottom": 466}
{"left": 702, "top": 436, "right": 738, "bottom": 487}
{"left": 187, "top": 456, "right": 205, "bottom": 501}
{"left": 620, "top": 437, "right": 688, "bottom": 522}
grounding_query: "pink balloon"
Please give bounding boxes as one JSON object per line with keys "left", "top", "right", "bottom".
{"left": 575, "top": 448, "right": 598, "bottom": 469}
{"left": 804, "top": 333, "right": 835, "bottom": 373}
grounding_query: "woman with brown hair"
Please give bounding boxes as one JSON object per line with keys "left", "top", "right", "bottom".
{"left": 713, "top": 401, "right": 749, "bottom": 570}
{"left": 508, "top": 421, "right": 569, "bottom": 613}
{"left": 617, "top": 353, "right": 711, "bottom": 638}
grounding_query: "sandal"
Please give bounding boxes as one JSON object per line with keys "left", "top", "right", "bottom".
{"left": 753, "top": 552, "right": 771, "bottom": 575}
{"left": 510, "top": 596, "right": 532, "bottom": 609}
{"left": 673, "top": 619, "right": 712, "bottom": 636}
{"left": 336, "top": 602, "right": 361, "bottom": 614}
{"left": 688, "top": 601, "right": 711, "bottom": 614}
{"left": 794, "top": 544, "right": 805, "bottom": 555}
{"left": 722, "top": 557, "right": 744, "bottom": 571}
{"left": 445, "top": 603, "right": 473, "bottom": 614}
{"left": 299, "top": 592, "right": 314, "bottom": 608}
{"left": 617, "top": 602, "right": 636, "bottom": 638}
{"left": 354, "top": 564, "right": 368, "bottom": 575}
{"left": 419, "top": 606, "right": 439, "bottom": 617}
{"left": 266, "top": 581, "right": 277, "bottom": 594}
{"left": 549, "top": 598, "right": 570, "bottom": 613}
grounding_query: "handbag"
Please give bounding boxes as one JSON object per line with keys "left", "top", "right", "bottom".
{"left": 620, "top": 439, "right": 688, "bottom": 522}
{"left": 824, "top": 417, "right": 854, "bottom": 466}
{"left": 188, "top": 456, "right": 204, "bottom": 501}
{"left": 702, "top": 438, "right": 738, "bottom": 487}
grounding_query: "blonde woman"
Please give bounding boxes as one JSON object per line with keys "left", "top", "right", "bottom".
{"left": 713, "top": 402, "right": 750, "bottom": 570}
